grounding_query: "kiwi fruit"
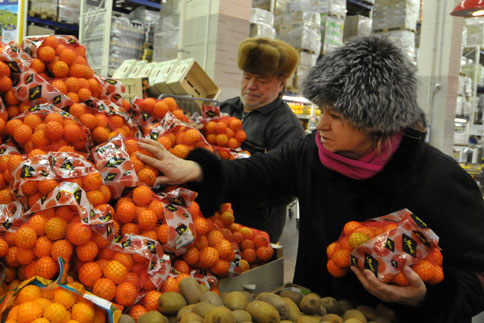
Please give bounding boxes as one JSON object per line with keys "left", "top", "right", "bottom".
{"left": 256, "top": 292, "right": 289, "bottom": 319}
{"left": 201, "top": 291, "right": 224, "bottom": 306}
{"left": 224, "top": 291, "right": 249, "bottom": 310}
{"left": 178, "top": 277, "right": 205, "bottom": 304}
{"left": 321, "top": 297, "right": 340, "bottom": 314}
{"left": 179, "top": 311, "right": 204, "bottom": 323}
{"left": 282, "top": 297, "right": 301, "bottom": 322}
{"left": 320, "top": 313, "right": 343, "bottom": 323}
{"left": 246, "top": 300, "right": 280, "bottom": 323}
{"left": 295, "top": 315, "right": 320, "bottom": 323}
{"left": 343, "top": 309, "right": 367, "bottom": 323}
{"left": 138, "top": 311, "right": 166, "bottom": 323}
{"left": 119, "top": 314, "right": 136, "bottom": 323}
{"left": 241, "top": 291, "right": 255, "bottom": 303}
{"left": 299, "top": 293, "right": 322, "bottom": 315}
{"left": 204, "top": 306, "right": 236, "bottom": 323}
{"left": 232, "top": 309, "right": 252, "bottom": 323}
{"left": 337, "top": 299, "right": 354, "bottom": 314}
{"left": 279, "top": 290, "right": 302, "bottom": 305}
{"left": 159, "top": 292, "right": 188, "bottom": 315}
{"left": 192, "top": 302, "right": 216, "bottom": 318}
{"left": 177, "top": 304, "right": 196, "bottom": 322}
{"left": 356, "top": 305, "right": 377, "bottom": 321}
{"left": 343, "top": 319, "right": 362, "bottom": 323}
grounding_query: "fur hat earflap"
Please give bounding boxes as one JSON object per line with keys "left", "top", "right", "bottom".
{"left": 302, "top": 35, "right": 422, "bottom": 135}
{"left": 238, "top": 37, "right": 299, "bottom": 79}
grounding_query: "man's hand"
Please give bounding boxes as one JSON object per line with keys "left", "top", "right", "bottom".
{"left": 351, "top": 266, "right": 426, "bottom": 307}
{"left": 136, "top": 138, "right": 203, "bottom": 186}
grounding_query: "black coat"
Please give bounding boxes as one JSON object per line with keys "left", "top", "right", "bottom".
{"left": 188, "top": 130, "right": 484, "bottom": 322}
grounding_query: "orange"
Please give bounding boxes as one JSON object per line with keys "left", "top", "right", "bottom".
{"left": 52, "top": 61, "right": 69, "bottom": 77}
{"left": 210, "top": 259, "right": 230, "bottom": 277}
{"left": 0, "top": 188, "right": 13, "bottom": 204}
{"left": 88, "top": 78, "right": 99, "bottom": 93}
{"left": 392, "top": 271, "right": 410, "bottom": 286}
{"left": 343, "top": 221, "right": 362, "bottom": 236}
{"left": 215, "top": 134, "right": 228, "bottom": 146}
{"left": 15, "top": 226, "right": 37, "bottom": 249}
{"left": 113, "top": 252, "right": 134, "bottom": 271}
{"left": 34, "top": 236, "right": 53, "bottom": 258}
{"left": 138, "top": 209, "right": 157, "bottom": 231}
{"left": 76, "top": 241, "right": 98, "bottom": 262}
{"left": 208, "top": 230, "right": 224, "bottom": 247}
{"left": 92, "top": 126, "right": 109, "bottom": 144}
{"left": 214, "top": 121, "right": 227, "bottom": 134}
{"left": 78, "top": 77, "right": 90, "bottom": 89}
{"left": 229, "top": 118, "right": 242, "bottom": 131}
{"left": 51, "top": 239, "right": 73, "bottom": 261}
{"left": 64, "top": 77, "right": 79, "bottom": 92}
{"left": 148, "top": 200, "right": 164, "bottom": 220}
{"left": 55, "top": 206, "right": 75, "bottom": 222}
{"left": 68, "top": 103, "right": 85, "bottom": 119}
{"left": 103, "top": 260, "right": 127, "bottom": 284}
{"left": 143, "top": 290, "right": 162, "bottom": 311}
{"left": 29, "top": 214, "right": 48, "bottom": 236}
{"left": 77, "top": 88, "right": 92, "bottom": 102}
{"left": 36, "top": 256, "right": 58, "bottom": 279}
{"left": 5, "top": 90, "right": 19, "bottom": 105}
{"left": 0, "top": 75, "right": 12, "bottom": 92}
{"left": 241, "top": 248, "right": 256, "bottom": 263}
{"left": 67, "top": 222, "right": 92, "bottom": 246}
{"left": 92, "top": 278, "right": 116, "bottom": 301}
{"left": 215, "top": 239, "right": 233, "bottom": 260}
{"left": 67, "top": 92, "right": 79, "bottom": 103}
{"left": 16, "top": 247, "right": 35, "bottom": 265}
{"left": 412, "top": 260, "right": 435, "bottom": 282}
{"left": 108, "top": 115, "right": 124, "bottom": 129}
{"left": 227, "top": 138, "right": 239, "bottom": 149}
{"left": 132, "top": 185, "right": 152, "bottom": 206}
{"left": 15, "top": 284, "right": 41, "bottom": 304}
{"left": 429, "top": 265, "right": 444, "bottom": 285}
{"left": 38, "top": 178, "right": 59, "bottom": 195}
{"left": 20, "top": 180, "right": 38, "bottom": 196}
{"left": 79, "top": 113, "right": 96, "bottom": 129}
{"left": 31, "top": 130, "right": 50, "bottom": 148}
{"left": 327, "top": 259, "right": 347, "bottom": 277}
{"left": 59, "top": 48, "right": 76, "bottom": 65}
{"left": 17, "top": 301, "right": 43, "bottom": 322}
{"left": 28, "top": 148, "right": 47, "bottom": 158}
{"left": 183, "top": 128, "right": 200, "bottom": 145}
{"left": 7, "top": 155, "right": 23, "bottom": 173}
{"left": 83, "top": 172, "right": 102, "bottom": 191}
{"left": 71, "top": 302, "right": 95, "bottom": 323}
{"left": 158, "top": 136, "right": 173, "bottom": 149}
{"left": 38, "top": 46, "right": 56, "bottom": 62}
{"left": 31, "top": 58, "right": 46, "bottom": 73}
{"left": 193, "top": 217, "right": 210, "bottom": 236}
{"left": 6, "top": 119, "right": 23, "bottom": 136}
{"left": 173, "top": 259, "right": 190, "bottom": 274}
{"left": 122, "top": 223, "right": 140, "bottom": 235}
{"left": 69, "top": 64, "right": 86, "bottom": 78}
{"left": 45, "top": 121, "right": 64, "bottom": 141}
{"left": 235, "top": 130, "right": 246, "bottom": 142}
{"left": 115, "top": 200, "right": 136, "bottom": 224}
{"left": 171, "top": 144, "right": 190, "bottom": 159}
{"left": 94, "top": 113, "right": 108, "bottom": 127}
{"left": 138, "top": 167, "right": 157, "bottom": 186}
{"left": 129, "top": 304, "right": 147, "bottom": 321}
{"left": 172, "top": 109, "right": 187, "bottom": 122}
{"left": 153, "top": 101, "right": 169, "bottom": 118}
{"left": 198, "top": 246, "right": 219, "bottom": 268}
{"left": 241, "top": 239, "right": 254, "bottom": 251}
{"left": 326, "top": 242, "right": 339, "bottom": 258}
{"left": 0, "top": 61, "right": 10, "bottom": 77}
{"left": 53, "top": 287, "right": 76, "bottom": 309}
{"left": 13, "top": 124, "right": 32, "bottom": 144}
{"left": 51, "top": 80, "right": 67, "bottom": 95}
{"left": 163, "top": 97, "right": 177, "bottom": 111}
{"left": 44, "top": 35, "right": 59, "bottom": 48}
{"left": 115, "top": 281, "right": 137, "bottom": 306}
{"left": 0, "top": 237, "right": 8, "bottom": 257}
{"left": 45, "top": 217, "right": 67, "bottom": 240}
{"left": 156, "top": 223, "right": 169, "bottom": 244}
{"left": 161, "top": 276, "right": 179, "bottom": 292}
{"left": 140, "top": 98, "right": 156, "bottom": 113}
{"left": 44, "top": 302, "right": 70, "bottom": 323}
{"left": 256, "top": 246, "right": 274, "bottom": 262}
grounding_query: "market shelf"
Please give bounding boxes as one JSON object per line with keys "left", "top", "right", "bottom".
{"left": 125, "top": 0, "right": 160, "bottom": 9}
{"left": 27, "top": 16, "right": 79, "bottom": 32}
{"left": 347, "top": 0, "right": 373, "bottom": 10}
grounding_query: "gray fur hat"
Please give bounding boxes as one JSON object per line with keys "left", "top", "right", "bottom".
{"left": 302, "top": 35, "right": 422, "bottom": 135}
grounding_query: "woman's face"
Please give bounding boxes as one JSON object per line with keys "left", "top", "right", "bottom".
{"left": 316, "top": 106, "right": 374, "bottom": 159}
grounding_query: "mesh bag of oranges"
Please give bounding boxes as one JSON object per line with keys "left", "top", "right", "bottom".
{"left": 5, "top": 104, "right": 92, "bottom": 153}
{"left": 104, "top": 233, "right": 171, "bottom": 304}
{"left": 0, "top": 258, "right": 120, "bottom": 323}
{"left": 0, "top": 139, "right": 22, "bottom": 191}
{"left": 21, "top": 35, "right": 125, "bottom": 107}
{"left": 143, "top": 111, "right": 212, "bottom": 160}
{"left": 91, "top": 134, "right": 139, "bottom": 199}
{"left": 327, "top": 209, "right": 444, "bottom": 286}
{"left": 131, "top": 97, "right": 188, "bottom": 129}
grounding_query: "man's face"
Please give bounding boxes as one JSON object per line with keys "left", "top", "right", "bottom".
{"left": 240, "top": 72, "right": 285, "bottom": 112}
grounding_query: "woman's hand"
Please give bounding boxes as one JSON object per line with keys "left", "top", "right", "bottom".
{"left": 351, "top": 266, "right": 426, "bottom": 307}
{"left": 136, "top": 138, "right": 203, "bottom": 186}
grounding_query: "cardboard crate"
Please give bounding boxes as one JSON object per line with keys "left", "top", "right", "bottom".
{"left": 134, "top": 62, "right": 157, "bottom": 78}
{"left": 166, "top": 58, "right": 220, "bottom": 99}
{"left": 112, "top": 59, "right": 138, "bottom": 79}
{"left": 118, "top": 77, "right": 147, "bottom": 102}
{"left": 126, "top": 60, "right": 148, "bottom": 78}
{"left": 219, "top": 245, "right": 283, "bottom": 294}
{"left": 27, "top": 25, "right": 55, "bottom": 36}
{"left": 148, "top": 59, "right": 179, "bottom": 96}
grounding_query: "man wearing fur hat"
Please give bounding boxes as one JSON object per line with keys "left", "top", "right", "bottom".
{"left": 218, "top": 37, "right": 305, "bottom": 242}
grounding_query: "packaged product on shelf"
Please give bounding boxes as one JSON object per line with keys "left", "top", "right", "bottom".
{"left": 250, "top": 23, "right": 276, "bottom": 38}
{"left": 321, "top": 13, "right": 345, "bottom": 54}
{"left": 279, "top": 25, "right": 321, "bottom": 54}
{"left": 343, "top": 15, "right": 372, "bottom": 42}
{"left": 275, "top": 11, "right": 321, "bottom": 34}
{"left": 251, "top": 7, "right": 274, "bottom": 25}
{"left": 372, "top": 0, "right": 420, "bottom": 32}
{"left": 58, "top": 0, "right": 81, "bottom": 24}
{"left": 250, "top": 8, "right": 275, "bottom": 38}
{"left": 375, "top": 29, "right": 416, "bottom": 62}
{"left": 153, "top": 15, "right": 179, "bottom": 62}
{"left": 327, "top": 209, "right": 444, "bottom": 286}
{"left": 299, "top": 51, "right": 318, "bottom": 68}
{"left": 288, "top": 0, "right": 346, "bottom": 17}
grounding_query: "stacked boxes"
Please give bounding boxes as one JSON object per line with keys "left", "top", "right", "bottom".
{"left": 250, "top": 8, "right": 275, "bottom": 38}
{"left": 28, "top": 0, "right": 58, "bottom": 20}
{"left": 153, "top": 15, "right": 180, "bottom": 62}
{"left": 320, "top": 13, "right": 345, "bottom": 54}
{"left": 277, "top": 11, "right": 322, "bottom": 54}
{"left": 343, "top": 15, "right": 372, "bottom": 42}
{"left": 58, "top": 0, "right": 80, "bottom": 24}
{"left": 371, "top": 0, "right": 420, "bottom": 62}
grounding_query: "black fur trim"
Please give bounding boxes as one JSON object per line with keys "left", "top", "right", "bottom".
{"left": 302, "top": 35, "right": 422, "bottom": 135}
{"left": 186, "top": 148, "right": 227, "bottom": 217}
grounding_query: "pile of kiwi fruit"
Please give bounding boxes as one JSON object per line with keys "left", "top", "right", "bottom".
{"left": 119, "top": 277, "right": 395, "bottom": 323}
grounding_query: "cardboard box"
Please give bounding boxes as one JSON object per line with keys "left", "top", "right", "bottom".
{"left": 166, "top": 58, "right": 220, "bottom": 99}
{"left": 219, "top": 245, "right": 284, "bottom": 294}
{"left": 118, "top": 78, "right": 147, "bottom": 103}
{"left": 27, "top": 25, "right": 55, "bottom": 36}
{"left": 148, "top": 59, "right": 179, "bottom": 96}
{"left": 133, "top": 62, "right": 157, "bottom": 79}
{"left": 112, "top": 59, "right": 138, "bottom": 79}
{"left": 126, "top": 60, "right": 148, "bottom": 78}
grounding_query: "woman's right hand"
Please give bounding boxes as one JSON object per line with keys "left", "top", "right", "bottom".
{"left": 136, "top": 138, "right": 203, "bottom": 186}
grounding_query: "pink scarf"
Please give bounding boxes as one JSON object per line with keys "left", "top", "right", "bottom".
{"left": 315, "top": 132, "right": 403, "bottom": 179}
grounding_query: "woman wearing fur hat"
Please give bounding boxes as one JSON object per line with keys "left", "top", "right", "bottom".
{"left": 137, "top": 35, "right": 484, "bottom": 321}
{"left": 218, "top": 37, "right": 305, "bottom": 242}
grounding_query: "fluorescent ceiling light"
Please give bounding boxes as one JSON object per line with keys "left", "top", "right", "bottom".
{"left": 282, "top": 95, "right": 310, "bottom": 104}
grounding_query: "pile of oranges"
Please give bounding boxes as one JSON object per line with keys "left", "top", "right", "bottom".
{"left": 201, "top": 116, "right": 246, "bottom": 150}
{"left": 134, "top": 97, "right": 188, "bottom": 125}
{"left": 5, "top": 282, "right": 107, "bottom": 323}
{"left": 326, "top": 219, "right": 444, "bottom": 286}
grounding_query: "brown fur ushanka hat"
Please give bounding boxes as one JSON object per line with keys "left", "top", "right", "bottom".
{"left": 237, "top": 37, "right": 299, "bottom": 79}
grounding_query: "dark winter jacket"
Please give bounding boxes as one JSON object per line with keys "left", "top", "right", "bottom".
{"left": 187, "top": 130, "right": 484, "bottom": 322}
{"left": 219, "top": 96, "right": 305, "bottom": 241}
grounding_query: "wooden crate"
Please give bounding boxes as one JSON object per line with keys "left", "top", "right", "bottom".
{"left": 112, "top": 59, "right": 138, "bottom": 79}
{"left": 118, "top": 78, "right": 147, "bottom": 102}
{"left": 166, "top": 58, "right": 220, "bottom": 99}
{"left": 148, "top": 59, "right": 179, "bottom": 97}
